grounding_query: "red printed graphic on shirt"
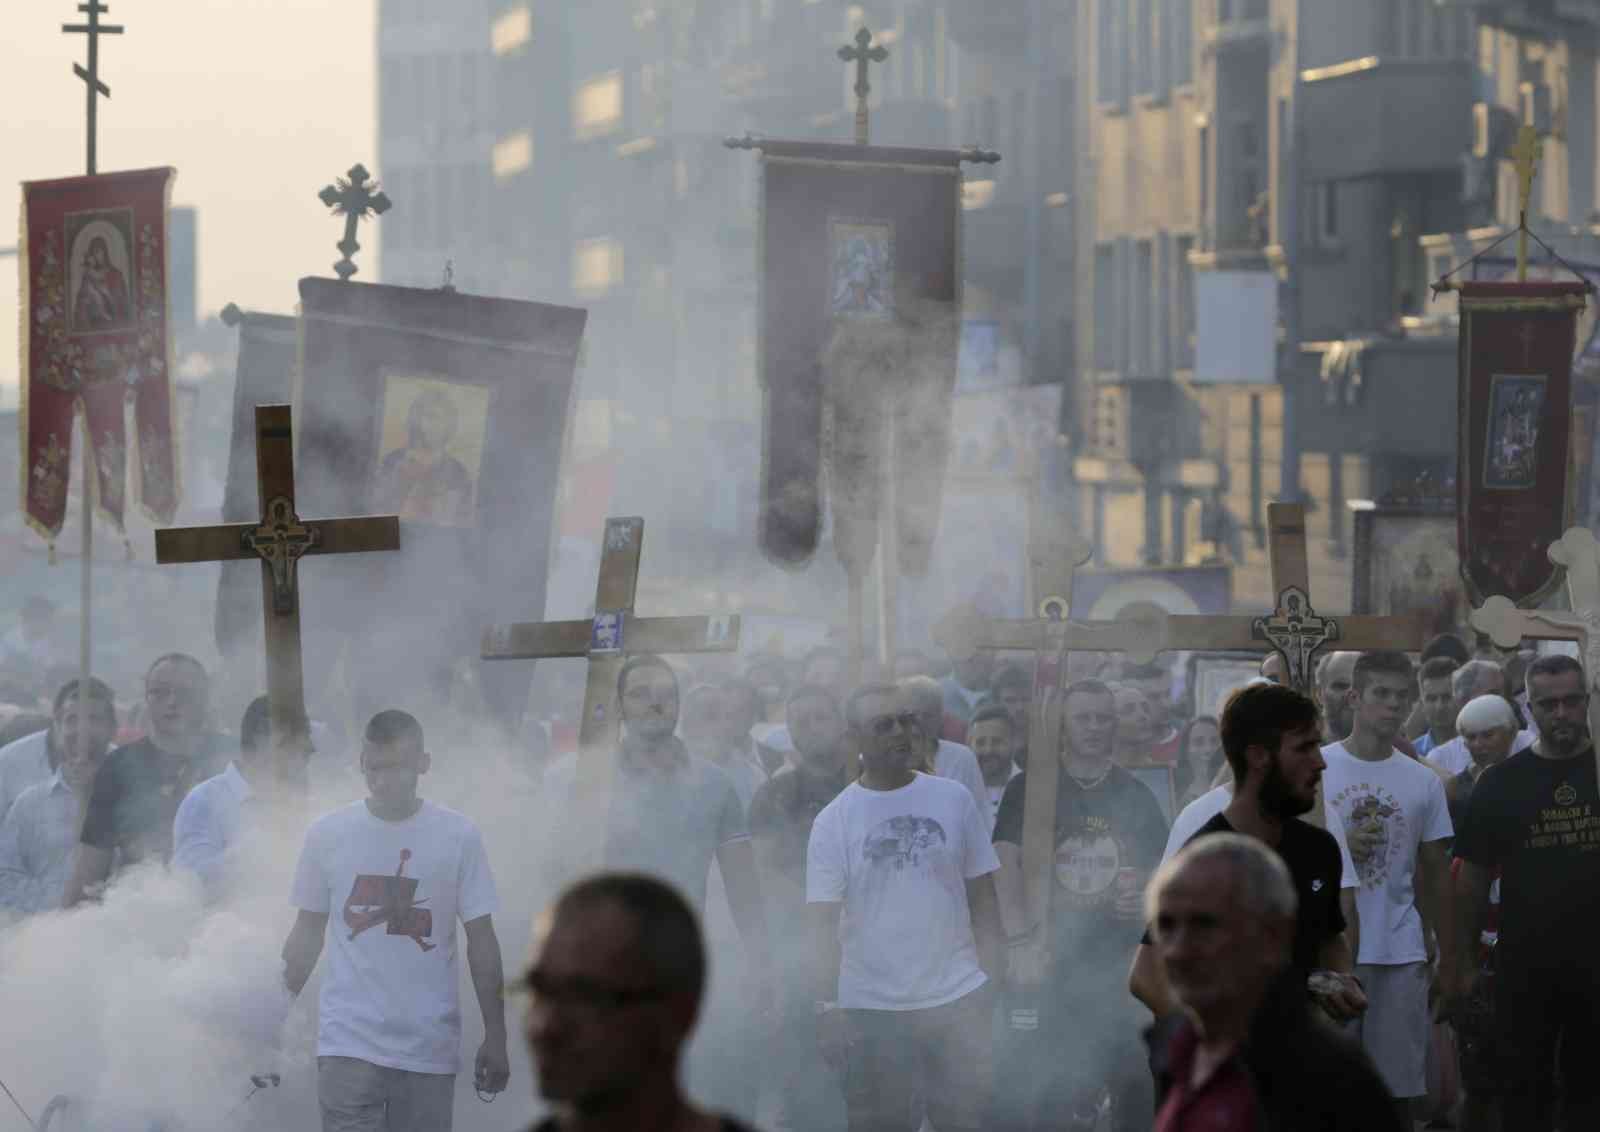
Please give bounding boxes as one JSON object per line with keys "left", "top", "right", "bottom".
{"left": 343, "top": 848, "right": 436, "bottom": 951}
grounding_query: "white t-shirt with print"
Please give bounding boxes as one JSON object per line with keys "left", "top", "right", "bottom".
{"left": 291, "top": 800, "right": 499, "bottom": 1074}
{"left": 1321, "top": 743, "right": 1453, "bottom": 966}
{"left": 807, "top": 772, "right": 999, "bottom": 1011}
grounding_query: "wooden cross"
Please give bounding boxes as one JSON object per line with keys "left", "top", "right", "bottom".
{"left": 319, "top": 164, "right": 392, "bottom": 282}
{"left": 481, "top": 516, "right": 741, "bottom": 865}
{"left": 155, "top": 405, "right": 401, "bottom": 746}
{"left": 1472, "top": 525, "right": 1600, "bottom": 785}
{"left": 1512, "top": 124, "right": 1543, "bottom": 280}
{"left": 63, "top": 0, "right": 123, "bottom": 175}
{"left": 838, "top": 27, "right": 889, "bottom": 146}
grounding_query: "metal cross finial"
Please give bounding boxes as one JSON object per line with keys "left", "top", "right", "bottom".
{"left": 838, "top": 27, "right": 889, "bottom": 146}
{"left": 63, "top": 0, "right": 124, "bottom": 175}
{"left": 318, "top": 163, "right": 392, "bottom": 281}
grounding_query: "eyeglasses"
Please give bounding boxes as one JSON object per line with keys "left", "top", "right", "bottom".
{"left": 863, "top": 712, "right": 922, "bottom": 738}
{"left": 509, "top": 970, "right": 668, "bottom": 1012}
{"left": 1533, "top": 693, "right": 1590, "bottom": 714}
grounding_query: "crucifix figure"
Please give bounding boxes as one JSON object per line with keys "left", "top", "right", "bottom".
{"left": 1472, "top": 526, "right": 1600, "bottom": 785}
{"left": 155, "top": 405, "right": 401, "bottom": 746}
{"left": 319, "top": 163, "right": 392, "bottom": 281}
{"left": 1252, "top": 585, "right": 1340, "bottom": 692}
{"left": 838, "top": 26, "right": 889, "bottom": 146}
{"left": 481, "top": 516, "right": 741, "bottom": 867}
{"left": 63, "top": 0, "right": 123, "bottom": 175}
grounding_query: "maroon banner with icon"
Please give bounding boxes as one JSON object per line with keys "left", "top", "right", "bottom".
{"left": 1456, "top": 280, "right": 1587, "bottom": 605}
{"left": 20, "top": 167, "right": 178, "bottom": 544}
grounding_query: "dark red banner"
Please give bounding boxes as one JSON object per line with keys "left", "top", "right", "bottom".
{"left": 1457, "top": 280, "right": 1588, "bottom": 605}
{"left": 20, "top": 167, "right": 178, "bottom": 544}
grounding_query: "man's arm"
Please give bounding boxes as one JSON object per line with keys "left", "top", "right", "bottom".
{"left": 1452, "top": 858, "right": 1493, "bottom": 999}
{"left": 464, "top": 914, "right": 510, "bottom": 1095}
{"left": 1340, "top": 887, "right": 1360, "bottom": 961}
{"left": 60, "top": 843, "right": 112, "bottom": 909}
{"left": 967, "top": 872, "right": 1004, "bottom": 982}
{"left": 171, "top": 790, "right": 226, "bottom": 896}
{"left": 715, "top": 837, "right": 771, "bottom": 961}
{"left": 282, "top": 909, "right": 328, "bottom": 996}
{"left": 752, "top": 835, "right": 805, "bottom": 910}
{"left": 1128, "top": 942, "right": 1177, "bottom": 1017}
{"left": 992, "top": 840, "right": 1029, "bottom": 938}
{"left": 1418, "top": 838, "right": 1456, "bottom": 980}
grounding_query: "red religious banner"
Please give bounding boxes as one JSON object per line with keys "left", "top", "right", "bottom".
{"left": 19, "top": 167, "right": 178, "bottom": 544}
{"left": 1456, "top": 280, "right": 1588, "bottom": 605}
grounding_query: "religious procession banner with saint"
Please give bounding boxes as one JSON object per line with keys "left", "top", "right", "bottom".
{"left": 755, "top": 139, "right": 963, "bottom": 576}
{"left": 19, "top": 166, "right": 179, "bottom": 543}
{"left": 1456, "top": 280, "right": 1588, "bottom": 605}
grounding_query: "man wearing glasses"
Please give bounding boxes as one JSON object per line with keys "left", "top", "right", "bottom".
{"left": 63, "top": 653, "right": 230, "bottom": 905}
{"left": 1320, "top": 651, "right": 1455, "bottom": 1127}
{"left": 1453, "top": 653, "right": 1600, "bottom": 1129}
{"left": 807, "top": 682, "right": 1003, "bottom": 1132}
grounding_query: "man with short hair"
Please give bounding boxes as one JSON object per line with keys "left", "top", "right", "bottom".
{"left": 1314, "top": 651, "right": 1359, "bottom": 745}
{"left": 64, "top": 654, "right": 231, "bottom": 905}
{"left": 1426, "top": 659, "right": 1537, "bottom": 776}
{"left": 940, "top": 649, "right": 995, "bottom": 730}
{"left": 1452, "top": 654, "right": 1600, "bottom": 1129}
{"left": 748, "top": 685, "right": 851, "bottom": 1131}
{"left": 988, "top": 663, "right": 1031, "bottom": 767}
{"left": 993, "top": 679, "right": 1169, "bottom": 1131}
{"left": 1124, "top": 662, "right": 1181, "bottom": 759}
{"left": 521, "top": 872, "right": 758, "bottom": 1132}
{"left": 0, "top": 678, "right": 117, "bottom": 915}
{"left": 284, "top": 709, "right": 509, "bottom": 1132}
{"left": 0, "top": 677, "right": 116, "bottom": 823}
{"left": 175, "top": 695, "right": 311, "bottom": 901}
{"left": 1414, "top": 656, "right": 1462, "bottom": 757}
{"left": 968, "top": 704, "right": 1018, "bottom": 831}
{"left": 1147, "top": 835, "right": 1401, "bottom": 1131}
{"left": 898, "top": 675, "right": 988, "bottom": 818}
{"left": 1129, "top": 682, "right": 1365, "bottom": 1025}
{"left": 809, "top": 683, "right": 1003, "bottom": 1132}
{"left": 1321, "top": 651, "right": 1455, "bottom": 1122}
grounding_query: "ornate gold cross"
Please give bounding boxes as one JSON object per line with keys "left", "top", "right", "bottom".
{"left": 838, "top": 27, "right": 889, "bottom": 146}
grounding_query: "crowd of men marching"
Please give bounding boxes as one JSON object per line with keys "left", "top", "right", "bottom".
{"left": 1, "top": 598, "right": 1596, "bottom": 1132}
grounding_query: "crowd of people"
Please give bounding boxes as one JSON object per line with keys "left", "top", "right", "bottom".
{"left": 1, "top": 603, "right": 1596, "bottom": 1132}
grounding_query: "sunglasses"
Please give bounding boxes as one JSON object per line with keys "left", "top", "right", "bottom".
{"left": 863, "top": 712, "right": 922, "bottom": 738}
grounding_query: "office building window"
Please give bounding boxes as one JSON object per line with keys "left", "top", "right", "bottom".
{"left": 1097, "top": 0, "right": 1125, "bottom": 106}
{"left": 573, "top": 238, "right": 625, "bottom": 298}
{"left": 1168, "top": 0, "right": 1193, "bottom": 86}
{"left": 1135, "top": 0, "right": 1155, "bottom": 96}
{"left": 1176, "top": 234, "right": 1196, "bottom": 369}
{"left": 492, "top": 130, "right": 533, "bottom": 179}
{"left": 1156, "top": 234, "right": 1173, "bottom": 374}
{"left": 1135, "top": 239, "right": 1155, "bottom": 374}
{"left": 574, "top": 72, "right": 624, "bottom": 140}
{"left": 491, "top": 5, "right": 532, "bottom": 56}
{"left": 1094, "top": 243, "right": 1118, "bottom": 372}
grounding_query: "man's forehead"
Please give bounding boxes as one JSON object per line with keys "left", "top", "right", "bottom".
{"left": 536, "top": 900, "right": 640, "bottom": 970}
{"left": 1159, "top": 862, "right": 1233, "bottom": 911}
{"left": 1530, "top": 668, "right": 1584, "bottom": 695}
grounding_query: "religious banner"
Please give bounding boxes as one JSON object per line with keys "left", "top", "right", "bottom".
{"left": 1456, "top": 280, "right": 1588, "bottom": 605}
{"left": 19, "top": 166, "right": 178, "bottom": 543}
{"left": 214, "top": 305, "right": 298, "bottom": 661}
{"left": 750, "top": 137, "right": 965, "bottom": 575}
{"left": 295, "top": 278, "right": 586, "bottom": 722}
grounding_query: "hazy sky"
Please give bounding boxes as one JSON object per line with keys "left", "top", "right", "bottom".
{"left": 1, "top": 0, "right": 377, "bottom": 405}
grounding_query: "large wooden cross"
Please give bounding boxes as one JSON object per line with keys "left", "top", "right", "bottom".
{"left": 1472, "top": 525, "right": 1600, "bottom": 784}
{"left": 838, "top": 26, "right": 889, "bottom": 145}
{"left": 481, "top": 516, "right": 741, "bottom": 864}
{"left": 63, "top": 0, "right": 123, "bottom": 175}
{"left": 974, "top": 504, "right": 1430, "bottom": 954}
{"left": 319, "top": 163, "right": 392, "bottom": 281}
{"left": 155, "top": 404, "right": 401, "bottom": 745}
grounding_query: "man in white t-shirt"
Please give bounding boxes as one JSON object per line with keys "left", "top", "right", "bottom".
{"left": 1425, "top": 659, "right": 1538, "bottom": 776}
{"left": 283, "top": 710, "right": 509, "bottom": 1132}
{"left": 1321, "top": 652, "right": 1455, "bottom": 1125}
{"left": 899, "top": 675, "right": 990, "bottom": 817}
{"left": 809, "top": 682, "right": 1003, "bottom": 1132}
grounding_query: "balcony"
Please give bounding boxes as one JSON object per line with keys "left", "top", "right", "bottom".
{"left": 1298, "top": 57, "right": 1474, "bottom": 182}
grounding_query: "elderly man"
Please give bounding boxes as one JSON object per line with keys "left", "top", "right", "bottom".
{"left": 521, "top": 873, "right": 758, "bottom": 1132}
{"left": 898, "top": 675, "right": 990, "bottom": 818}
{"left": 1147, "top": 834, "right": 1400, "bottom": 1131}
{"left": 1314, "top": 651, "right": 1359, "bottom": 745}
{"left": 0, "top": 679, "right": 117, "bottom": 915}
{"left": 1444, "top": 694, "right": 1519, "bottom": 826}
{"left": 1426, "top": 660, "right": 1537, "bottom": 777}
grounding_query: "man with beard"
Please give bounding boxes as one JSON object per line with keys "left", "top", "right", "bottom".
{"left": 1321, "top": 651, "right": 1455, "bottom": 1125}
{"left": 968, "top": 704, "right": 1019, "bottom": 831}
{"left": 1452, "top": 655, "right": 1600, "bottom": 1129}
{"left": 0, "top": 678, "right": 117, "bottom": 914}
{"left": 749, "top": 685, "right": 851, "bottom": 1131}
{"left": 1129, "top": 682, "right": 1365, "bottom": 1024}
{"left": 64, "top": 654, "right": 231, "bottom": 905}
{"left": 992, "top": 680, "right": 1168, "bottom": 1131}
{"left": 1146, "top": 835, "right": 1400, "bottom": 1132}
{"left": 809, "top": 683, "right": 1002, "bottom": 1132}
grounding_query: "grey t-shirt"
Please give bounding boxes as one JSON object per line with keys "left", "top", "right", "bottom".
{"left": 544, "top": 741, "right": 748, "bottom": 911}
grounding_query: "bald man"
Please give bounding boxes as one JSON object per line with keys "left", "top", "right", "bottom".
{"left": 1314, "top": 652, "right": 1359, "bottom": 744}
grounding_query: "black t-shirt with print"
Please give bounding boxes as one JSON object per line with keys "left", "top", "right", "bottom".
{"left": 1186, "top": 812, "right": 1346, "bottom": 980}
{"left": 79, "top": 735, "right": 231, "bottom": 864}
{"left": 1454, "top": 746, "right": 1600, "bottom": 965}
{"left": 993, "top": 764, "right": 1169, "bottom": 971}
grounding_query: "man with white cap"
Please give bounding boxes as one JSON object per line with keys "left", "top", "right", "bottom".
{"left": 1444, "top": 695, "right": 1519, "bottom": 826}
